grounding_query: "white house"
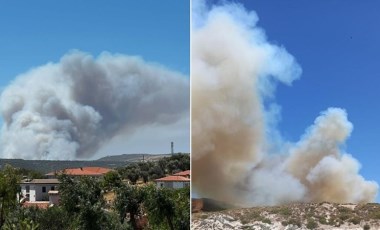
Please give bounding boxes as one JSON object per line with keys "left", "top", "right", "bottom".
{"left": 19, "top": 179, "right": 59, "bottom": 202}
{"left": 155, "top": 175, "right": 190, "bottom": 189}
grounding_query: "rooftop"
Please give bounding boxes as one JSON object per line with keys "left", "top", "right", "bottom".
{"left": 155, "top": 175, "right": 190, "bottom": 182}
{"left": 20, "top": 179, "right": 60, "bottom": 184}
{"left": 173, "top": 170, "right": 190, "bottom": 176}
{"left": 46, "top": 167, "right": 112, "bottom": 176}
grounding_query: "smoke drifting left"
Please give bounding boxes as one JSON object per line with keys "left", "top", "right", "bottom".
{"left": 0, "top": 51, "right": 189, "bottom": 160}
{"left": 191, "top": 0, "right": 378, "bottom": 206}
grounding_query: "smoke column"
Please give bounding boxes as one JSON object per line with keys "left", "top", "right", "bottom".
{"left": 192, "top": 0, "right": 378, "bottom": 206}
{"left": 0, "top": 51, "right": 189, "bottom": 160}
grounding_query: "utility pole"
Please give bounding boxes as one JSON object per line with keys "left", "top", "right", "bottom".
{"left": 171, "top": 142, "right": 174, "bottom": 155}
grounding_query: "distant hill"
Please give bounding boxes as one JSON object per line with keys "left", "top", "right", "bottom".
{"left": 96, "top": 153, "right": 172, "bottom": 162}
{"left": 0, "top": 158, "right": 127, "bottom": 174}
{"left": 0, "top": 153, "right": 187, "bottom": 174}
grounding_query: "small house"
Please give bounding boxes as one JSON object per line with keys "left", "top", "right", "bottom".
{"left": 19, "top": 179, "right": 60, "bottom": 204}
{"left": 155, "top": 175, "right": 190, "bottom": 189}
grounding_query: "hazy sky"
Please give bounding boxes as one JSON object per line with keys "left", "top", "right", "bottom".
{"left": 220, "top": 0, "right": 380, "bottom": 201}
{"left": 0, "top": 1, "right": 190, "bottom": 158}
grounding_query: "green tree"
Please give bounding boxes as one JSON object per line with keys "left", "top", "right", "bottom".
{"left": 119, "top": 164, "right": 141, "bottom": 184}
{"left": 58, "top": 174, "right": 107, "bottom": 230}
{"left": 0, "top": 165, "right": 20, "bottom": 228}
{"left": 140, "top": 171, "right": 149, "bottom": 183}
{"left": 144, "top": 186, "right": 176, "bottom": 230}
{"left": 114, "top": 184, "right": 144, "bottom": 229}
{"left": 17, "top": 168, "right": 45, "bottom": 180}
{"left": 148, "top": 165, "right": 164, "bottom": 180}
{"left": 173, "top": 187, "right": 190, "bottom": 230}
{"left": 37, "top": 206, "right": 70, "bottom": 230}
{"left": 102, "top": 171, "right": 122, "bottom": 191}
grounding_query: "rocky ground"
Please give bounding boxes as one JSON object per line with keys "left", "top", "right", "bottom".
{"left": 192, "top": 202, "right": 380, "bottom": 230}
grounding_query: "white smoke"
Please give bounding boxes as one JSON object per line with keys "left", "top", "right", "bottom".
{"left": 192, "top": 0, "right": 378, "bottom": 206}
{"left": 0, "top": 51, "right": 189, "bottom": 160}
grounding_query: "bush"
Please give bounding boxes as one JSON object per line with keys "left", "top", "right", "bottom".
{"left": 261, "top": 218, "right": 271, "bottom": 224}
{"left": 318, "top": 216, "right": 327, "bottom": 225}
{"left": 287, "top": 218, "right": 301, "bottom": 227}
{"left": 279, "top": 207, "right": 291, "bottom": 216}
{"left": 337, "top": 206, "right": 351, "bottom": 213}
{"left": 363, "top": 224, "right": 370, "bottom": 230}
{"left": 306, "top": 219, "right": 318, "bottom": 229}
{"left": 339, "top": 213, "right": 351, "bottom": 221}
{"left": 349, "top": 217, "right": 361, "bottom": 225}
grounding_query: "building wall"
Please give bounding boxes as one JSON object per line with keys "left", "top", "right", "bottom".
{"left": 173, "top": 182, "right": 183, "bottom": 189}
{"left": 156, "top": 182, "right": 165, "bottom": 188}
{"left": 21, "top": 184, "right": 58, "bottom": 202}
{"left": 173, "top": 181, "right": 190, "bottom": 188}
{"left": 49, "top": 194, "right": 60, "bottom": 205}
{"left": 156, "top": 181, "right": 190, "bottom": 189}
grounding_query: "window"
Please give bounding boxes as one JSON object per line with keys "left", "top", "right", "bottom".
{"left": 26, "top": 185, "right": 30, "bottom": 193}
{"left": 51, "top": 186, "right": 55, "bottom": 191}
{"left": 42, "top": 186, "right": 46, "bottom": 193}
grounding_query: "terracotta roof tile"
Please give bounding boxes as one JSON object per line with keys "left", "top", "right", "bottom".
{"left": 46, "top": 167, "right": 112, "bottom": 176}
{"left": 173, "top": 170, "right": 190, "bottom": 176}
{"left": 155, "top": 175, "right": 190, "bottom": 182}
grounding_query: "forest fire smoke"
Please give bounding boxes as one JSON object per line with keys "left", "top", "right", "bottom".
{"left": 192, "top": 0, "right": 378, "bottom": 206}
{"left": 0, "top": 51, "right": 189, "bottom": 160}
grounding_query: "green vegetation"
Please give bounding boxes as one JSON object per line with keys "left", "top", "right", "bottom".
{"left": 0, "top": 158, "right": 190, "bottom": 230}
{"left": 318, "top": 216, "right": 327, "bottom": 225}
{"left": 306, "top": 218, "right": 318, "bottom": 229}
{"left": 117, "top": 153, "right": 190, "bottom": 184}
{"left": 278, "top": 207, "right": 291, "bottom": 216}
{"left": 0, "top": 165, "right": 20, "bottom": 227}
{"left": 261, "top": 218, "right": 271, "bottom": 224}
{"left": 284, "top": 218, "right": 301, "bottom": 228}
{"left": 349, "top": 216, "right": 361, "bottom": 225}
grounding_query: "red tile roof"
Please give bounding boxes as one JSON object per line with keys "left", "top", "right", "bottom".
{"left": 155, "top": 175, "right": 190, "bottom": 182}
{"left": 22, "top": 201, "right": 50, "bottom": 209}
{"left": 173, "top": 170, "right": 190, "bottom": 177}
{"left": 46, "top": 167, "right": 112, "bottom": 176}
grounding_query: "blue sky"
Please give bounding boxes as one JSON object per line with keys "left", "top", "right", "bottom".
{"left": 0, "top": 1, "right": 189, "bottom": 87}
{"left": 0, "top": 1, "right": 190, "bottom": 156}
{"left": 237, "top": 1, "right": 380, "bottom": 200}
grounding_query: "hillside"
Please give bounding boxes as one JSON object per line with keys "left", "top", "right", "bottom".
{"left": 0, "top": 153, "right": 186, "bottom": 173}
{"left": 192, "top": 202, "right": 380, "bottom": 230}
{"left": 97, "top": 153, "right": 172, "bottom": 162}
{"left": 0, "top": 158, "right": 126, "bottom": 173}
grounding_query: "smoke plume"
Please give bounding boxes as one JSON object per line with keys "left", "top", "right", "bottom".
{"left": 0, "top": 51, "right": 189, "bottom": 160}
{"left": 192, "top": 0, "right": 378, "bottom": 206}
